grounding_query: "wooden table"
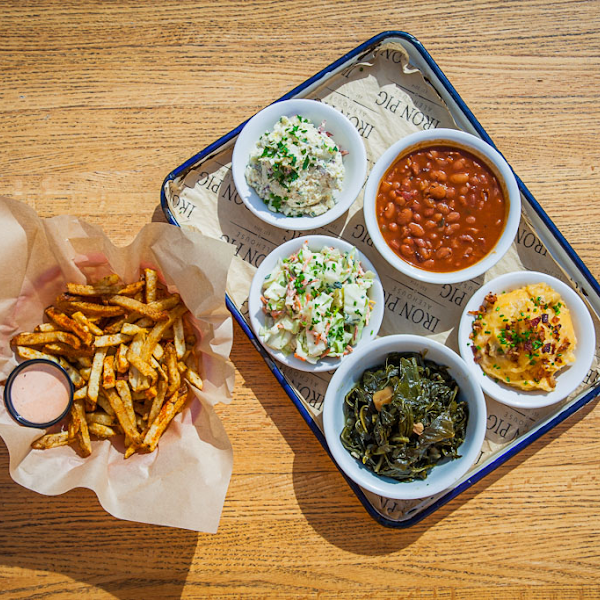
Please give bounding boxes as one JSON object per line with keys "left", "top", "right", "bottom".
{"left": 1, "top": 2, "right": 600, "bottom": 598}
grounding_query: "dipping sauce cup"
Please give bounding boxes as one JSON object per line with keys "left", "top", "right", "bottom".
{"left": 4, "top": 359, "right": 74, "bottom": 428}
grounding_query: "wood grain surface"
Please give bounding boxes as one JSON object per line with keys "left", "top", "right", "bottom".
{"left": 1, "top": 1, "right": 600, "bottom": 598}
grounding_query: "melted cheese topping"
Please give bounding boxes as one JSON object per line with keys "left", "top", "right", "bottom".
{"left": 470, "top": 282, "right": 576, "bottom": 391}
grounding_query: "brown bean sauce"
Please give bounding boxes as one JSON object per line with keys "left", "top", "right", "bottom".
{"left": 376, "top": 145, "right": 508, "bottom": 273}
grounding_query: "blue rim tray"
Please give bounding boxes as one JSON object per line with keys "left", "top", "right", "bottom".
{"left": 161, "top": 31, "right": 600, "bottom": 528}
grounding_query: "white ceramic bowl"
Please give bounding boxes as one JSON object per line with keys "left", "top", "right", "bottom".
{"left": 363, "top": 128, "right": 521, "bottom": 284}
{"left": 322, "top": 335, "right": 487, "bottom": 500}
{"left": 232, "top": 99, "right": 367, "bottom": 231}
{"left": 458, "top": 271, "right": 596, "bottom": 409}
{"left": 248, "top": 235, "right": 384, "bottom": 373}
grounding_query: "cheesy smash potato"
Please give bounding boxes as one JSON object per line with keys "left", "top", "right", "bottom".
{"left": 469, "top": 282, "right": 576, "bottom": 391}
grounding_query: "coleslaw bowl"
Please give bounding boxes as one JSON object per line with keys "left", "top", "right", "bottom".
{"left": 248, "top": 235, "right": 384, "bottom": 373}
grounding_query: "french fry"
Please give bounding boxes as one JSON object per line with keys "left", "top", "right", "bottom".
{"left": 124, "top": 444, "right": 137, "bottom": 459}
{"left": 88, "top": 423, "right": 117, "bottom": 438}
{"left": 127, "top": 333, "right": 152, "bottom": 389}
{"left": 117, "top": 280, "right": 146, "bottom": 297}
{"left": 147, "top": 379, "right": 167, "bottom": 428}
{"left": 74, "top": 386, "right": 88, "bottom": 400}
{"left": 103, "top": 387, "right": 140, "bottom": 443}
{"left": 140, "top": 304, "right": 188, "bottom": 364}
{"left": 184, "top": 368, "right": 203, "bottom": 391}
{"left": 102, "top": 354, "right": 116, "bottom": 389}
{"left": 32, "top": 431, "right": 69, "bottom": 449}
{"left": 128, "top": 355, "right": 157, "bottom": 382}
{"left": 164, "top": 343, "right": 180, "bottom": 396}
{"left": 143, "top": 386, "right": 158, "bottom": 400}
{"left": 144, "top": 268, "right": 158, "bottom": 303}
{"left": 148, "top": 295, "right": 181, "bottom": 312}
{"left": 73, "top": 399, "right": 92, "bottom": 457}
{"left": 45, "top": 306, "right": 93, "bottom": 346}
{"left": 55, "top": 296, "right": 125, "bottom": 317}
{"left": 35, "top": 322, "right": 56, "bottom": 333}
{"left": 150, "top": 356, "right": 167, "bottom": 382}
{"left": 68, "top": 279, "right": 143, "bottom": 298}
{"left": 121, "top": 323, "right": 148, "bottom": 336}
{"left": 182, "top": 317, "right": 196, "bottom": 340}
{"left": 72, "top": 311, "right": 104, "bottom": 336}
{"left": 108, "top": 295, "right": 168, "bottom": 321}
{"left": 57, "top": 357, "right": 85, "bottom": 388}
{"left": 129, "top": 365, "right": 150, "bottom": 392}
{"left": 116, "top": 343, "right": 129, "bottom": 373}
{"left": 96, "top": 392, "right": 115, "bottom": 417}
{"left": 94, "top": 333, "right": 132, "bottom": 347}
{"left": 173, "top": 316, "right": 186, "bottom": 360}
{"left": 104, "top": 315, "right": 131, "bottom": 334}
{"left": 68, "top": 412, "right": 78, "bottom": 443}
{"left": 15, "top": 346, "right": 59, "bottom": 364}
{"left": 66, "top": 274, "right": 121, "bottom": 296}
{"left": 126, "top": 332, "right": 144, "bottom": 359}
{"left": 152, "top": 342, "right": 164, "bottom": 361}
{"left": 11, "top": 330, "right": 81, "bottom": 349}
{"left": 87, "top": 347, "right": 108, "bottom": 410}
{"left": 133, "top": 317, "right": 154, "bottom": 328}
{"left": 92, "top": 274, "right": 121, "bottom": 287}
{"left": 106, "top": 314, "right": 152, "bottom": 335}
{"left": 143, "top": 386, "right": 189, "bottom": 452}
{"left": 86, "top": 412, "right": 115, "bottom": 427}
{"left": 42, "top": 342, "right": 94, "bottom": 359}
{"left": 115, "top": 380, "right": 137, "bottom": 437}
{"left": 76, "top": 356, "right": 92, "bottom": 369}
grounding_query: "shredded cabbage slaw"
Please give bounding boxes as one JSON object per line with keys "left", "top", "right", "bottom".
{"left": 259, "top": 242, "right": 376, "bottom": 363}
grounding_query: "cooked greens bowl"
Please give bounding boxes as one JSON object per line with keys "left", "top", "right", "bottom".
{"left": 323, "top": 335, "right": 487, "bottom": 499}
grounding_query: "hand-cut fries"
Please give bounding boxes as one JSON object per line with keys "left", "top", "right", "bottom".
{"left": 10, "top": 269, "right": 203, "bottom": 458}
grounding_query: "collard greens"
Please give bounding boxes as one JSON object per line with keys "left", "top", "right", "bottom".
{"left": 341, "top": 352, "right": 468, "bottom": 481}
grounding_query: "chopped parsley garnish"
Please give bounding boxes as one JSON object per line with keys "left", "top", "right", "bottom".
{"left": 269, "top": 193, "right": 284, "bottom": 210}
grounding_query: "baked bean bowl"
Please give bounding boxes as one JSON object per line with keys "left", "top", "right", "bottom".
{"left": 363, "top": 129, "right": 521, "bottom": 284}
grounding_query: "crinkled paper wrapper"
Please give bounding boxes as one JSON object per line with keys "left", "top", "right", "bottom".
{"left": 0, "top": 198, "right": 236, "bottom": 533}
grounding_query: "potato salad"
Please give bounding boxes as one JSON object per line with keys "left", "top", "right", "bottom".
{"left": 245, "top": 115, "right": 345, "bottom": 217}
{"left": 259, "top": 242, "right": 376, "bottom": 363}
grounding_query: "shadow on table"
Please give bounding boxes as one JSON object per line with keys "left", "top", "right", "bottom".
{"left": 233, "top": 323, "right": 599, "bottom": 555}
{"left": 0, "top": 442, "right": 197, "bottom": 600}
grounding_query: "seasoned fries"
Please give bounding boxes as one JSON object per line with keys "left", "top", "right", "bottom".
{"left": 10, "top": 269, "right": 203, "bottom": 459}
{"left": 12, "top": 330, "right": 81, "bottom": 349}
{"left": 55, "top": 295, "right": 126, "bottom": 317}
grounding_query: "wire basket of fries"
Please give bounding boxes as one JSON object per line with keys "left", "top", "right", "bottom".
{"left": 0, "top": 198, "right": 236, "bottom": 533}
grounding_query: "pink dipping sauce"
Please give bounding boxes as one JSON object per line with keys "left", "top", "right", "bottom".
{"left": 10, "top": 363, "right": 71, "bottom": 424}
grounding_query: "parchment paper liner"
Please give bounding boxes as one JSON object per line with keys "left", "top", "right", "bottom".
{"left": 0, "top": 197, "right": 236, "bottom": 533}
{"left": 164, "top": 40, "right": 600, "bottom": 521}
